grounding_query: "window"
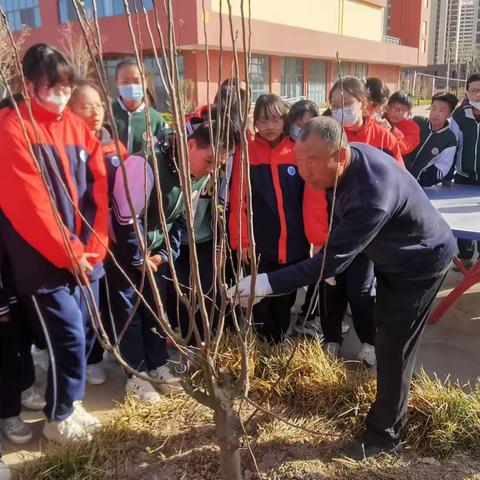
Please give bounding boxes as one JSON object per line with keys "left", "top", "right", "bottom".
{"left": 59, "top": 0, "right": 153, "bottom": 23}
{"left": 422, "top": 21, "right": 428, "bottom": 36}
{"left": 421, "top": 39, "right": 427, "bottom": 53}
{"left": 104, "top": 55, "right": 183, "bottom": 111}
{"left": 308, "top": 60, "right": 326, "bottom": 104}
{"left": 423, "top": 0, "right": 428, "bottom": 7}
{"left": 354, "top": 63, "right": 368, "bottom": 80}
{"left": 280, "top": 58, "right": 304, "bottom": 99}
{"left": 1, "top": 0, "right": 41, "bottom": 31}
{"left": 248, "top": 56, "right": 270, "bottom": 101}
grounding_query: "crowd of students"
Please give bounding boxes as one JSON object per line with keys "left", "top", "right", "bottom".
{"left": 0, "top": 41, "right": 479, "bottom": 477}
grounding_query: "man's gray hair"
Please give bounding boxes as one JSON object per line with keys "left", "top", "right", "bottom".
{"left": 298, "top": 116, "right": 349, "bottom": 151}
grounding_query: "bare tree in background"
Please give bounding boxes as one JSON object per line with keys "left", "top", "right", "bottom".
{"left": 0, "top": 24, "right": 28, "bottom": 95}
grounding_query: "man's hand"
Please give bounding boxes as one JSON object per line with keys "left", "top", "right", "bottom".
{"left": 75, "top": 253, "right": 99, "bottom": 275}
{"left": 0, "top": 313, "right": 11, "bottom": 323}
{"left": 227, "top": 273, "right": 273, "bottom": 308}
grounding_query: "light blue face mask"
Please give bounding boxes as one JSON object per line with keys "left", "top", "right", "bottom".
{"left": 118, "top": 84, "right": 143, "bottom": 102}
{"left": 290, "top": 124, "right": 302, "bottom": 141}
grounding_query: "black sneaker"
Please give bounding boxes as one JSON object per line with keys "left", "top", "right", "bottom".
{"left": 341, "top": 437, "right": 403, "bottom": 461}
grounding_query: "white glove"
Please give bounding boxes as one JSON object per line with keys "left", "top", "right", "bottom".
{"left": 227, "top": 273, "right": 273, "bottom": 308}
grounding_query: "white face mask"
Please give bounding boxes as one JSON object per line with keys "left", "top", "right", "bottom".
{"left": 331, "top": 106, "right": 359, "bottom": 127}
{"left": 38, "top": 93, "right": 71, "bottom": 114}
{"left": 470, "top": 99, "right": 480, "bottom": 110}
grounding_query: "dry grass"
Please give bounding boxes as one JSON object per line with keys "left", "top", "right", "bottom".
{"left": 20, "top": 338, "right": 480, "bottom": 480}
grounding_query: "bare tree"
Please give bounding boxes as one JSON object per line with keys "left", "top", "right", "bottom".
{"left": 0, "top": 23, "right": 29, "bottom": 95}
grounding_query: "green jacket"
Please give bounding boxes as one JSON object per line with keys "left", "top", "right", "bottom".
{"left": 451, "top": 102, "right": 480, "bottom": 183}
{"left": 405, "top": 117, "right": 457, "bottom": 186}
{"left": 111, "top": 135, "right": 205, "bottom": 267}
{"left": 112, "top": 98, "right": 166, "bottom": 154}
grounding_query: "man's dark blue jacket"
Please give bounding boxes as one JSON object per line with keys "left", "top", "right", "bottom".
{"left": 268, "top": 143, "right": 457, "bottom": 293}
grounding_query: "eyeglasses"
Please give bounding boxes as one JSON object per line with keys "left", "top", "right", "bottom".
{"left": 256, "top": 117, "right": 283, "bottom": 128}
{"left": 80, "top": 104, "right": 105, "bottom": 115}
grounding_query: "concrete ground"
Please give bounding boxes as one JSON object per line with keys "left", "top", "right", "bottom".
{"left": 3, "top": 265, "right": 479, "bottom": 473}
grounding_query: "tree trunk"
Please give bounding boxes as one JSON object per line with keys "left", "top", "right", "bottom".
{"left": 213, "top": 380, "right": 243, "bottom": 480}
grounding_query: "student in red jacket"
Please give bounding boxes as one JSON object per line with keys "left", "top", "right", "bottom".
{"left": 324, "top": 76, "right": 404, "bottom": 367}
{"left": 229, "top": 94, "right": 328, "bottom": 343}
{"left": 69, "top": 81, "right": 128, "bottom": 386}
{"left": 0, "top": 44, "right": 108, "bottom": 444}
{"left": 383, "top": 91, "right": 420, "bottom": 156}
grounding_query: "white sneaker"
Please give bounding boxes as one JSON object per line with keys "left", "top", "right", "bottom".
{"left": 125, "top": 376, "right": 162, "bottom": 403}
{"left": 358, "top": 343, "right": 376, "bottom": 367}
{"left": 324, "top": 342, "right": 341, "bottom": 359}
{"left": 43, "top": 414, "right": 92, "bottom": 444}
{"left": 0, "top": 460, "right": 12, "bottom": 480}
{"left": 86, "top": 363, "right": 107, "bottom": 385}
{"left": 21, "top": 386, "right": 46, "bottom": 411}
{"left": 72, "top": 401, "right": 101, "bottom": 432}
{"left": 0, "top": 416, "right": 33, "bottom": 444}
{"left": 32, "top": 346, "right": 49, "bottom": 371}
{"left": 149, "top": 365, "right": 183, "bottom": 395}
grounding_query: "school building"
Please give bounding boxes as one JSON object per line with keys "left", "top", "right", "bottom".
{"left": 7, "top": 0, "right": 430, "bottom": 110}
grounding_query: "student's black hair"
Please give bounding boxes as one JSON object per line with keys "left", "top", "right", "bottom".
{"left": 189, "top": 108, "right": 236, "bottom": 154}
{"left": 0, "top": 93, "right": 24, "bottom": 110}
{"left": 69, "top": 80, "right": 103, "bottom": 105}
{"left": 387, "top": 91, "right": 414, "bottom": 110}
{"left": 431, "top": 92, "right": 458, "bottom": 113}
{"left": 253, "top": 93, "right": 288, "bottom": 126}
{"left": 466, "top": 73, "right": 480, "bottom": 91}
{"left": 22, "top": 43, "right": 77, "bottom": 94}
{"left": 286, "top": 99, "right": 319, "bottom": 132}
{"left": 365, "top": 77, "right": 390, "bottom": 107}
{"left": 115, "top": 57, "right": 140, "bottom": 79}
{"left": 329, "top": 76, "right": 368, "bottom": 104}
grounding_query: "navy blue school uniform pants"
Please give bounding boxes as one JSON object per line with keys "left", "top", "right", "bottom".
{"left": 106, "top": 254, "right": 170, "bottom": 374}
{"left": 22, "top": 280, "right": 100, "bottom": 421}
{"left": 320, "top": 254, "right": 376, "bottom": 345}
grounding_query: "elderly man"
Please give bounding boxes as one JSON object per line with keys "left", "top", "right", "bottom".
{"left": 231, "top": 116, "right": 456, "bottom": 460}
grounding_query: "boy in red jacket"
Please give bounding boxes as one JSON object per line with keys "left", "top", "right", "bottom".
{"left": 383, "top": 91, "right": 420, "bottom": 156}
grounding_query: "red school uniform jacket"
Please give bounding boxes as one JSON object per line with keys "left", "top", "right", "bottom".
{"left": 391, "top": 117, "right": 421, "bottom": 156}
{"left": 345, "top": 115, "right": 405, "bottom": 166}
{"left": 229, "top": 134, "right": 328, "bottom": 265}
{"left": 0, "top": 100, "right": 108, "bottom": 294}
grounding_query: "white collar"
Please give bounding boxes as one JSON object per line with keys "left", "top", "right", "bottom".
{"left": 117, "top": 97, "right": 145, "bottom": 114}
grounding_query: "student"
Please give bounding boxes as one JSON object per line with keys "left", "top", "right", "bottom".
{"left": 108, "top": 119, "right": 229, "bottom": 402}
{"left": 365, "top": 77, "right": 390, "bottom": 125}
{"left": 231, "top": 117, "right": 456, "bottom": 460}
{"left": 70, "top": 81, "right": 128, "bottom": 385}
{"left": 285, "top": 100, "right": 323, "bottom": 337}
{"left": 0, "top": 250, "right": 34, "bottom": 446}
{"left": 0, "top": 44, "right": 108, "bottom": 443}
{"left": 405, "top": 92, "right": 458, "bottom": 187}
{"left": 383, "top": 91, "right": 420, "bottom": 156}
{"left": 450, "top": 73, "right": 480, "bottom": 269}
{"left": 229, "top": 94, "right": 328, "bottom": 344}
{"left": 112, "top": 58, "right": 166, "bottom": 154}
{"left": 329, "top": 77, "right": 403, "bottom": 165}
{"left": 325, "top": 76, "right": 403, "bottom": 365}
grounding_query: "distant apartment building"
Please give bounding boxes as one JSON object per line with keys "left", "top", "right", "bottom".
{"left": 429, "top": 0, "right": 477, "bottom": 65}
{"left": 4, "top": 0, "right": 430, "bottom": 108}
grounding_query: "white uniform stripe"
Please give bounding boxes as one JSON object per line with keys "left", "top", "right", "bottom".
{"left": 32, "top": 295, "right": 58, "bottom": 420}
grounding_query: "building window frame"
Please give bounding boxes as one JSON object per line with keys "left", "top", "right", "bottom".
{"left": 308, "top": 60, "right": 326, "bottom": 104}
{"left": 281, "top": 57, "right": 304, "bottom": 99}
{"left": 1, "top": 0, "right": 41, "bottom": 32}
{"left": 248, "top": 55, "right": 270, "bottom": 102}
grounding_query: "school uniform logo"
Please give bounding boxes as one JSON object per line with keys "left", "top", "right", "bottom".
{"left": 79, "top": 150, "right": 88, "bottom": 163}
{"left": 110, "top": 156, "right": 120, "bottom": 167}
{"left": 142, "top": 132, "right": 159, "bottom": 144}
{"left": 287, "top": 166, "right": 296, "bottom": 176}
{"left": 431, "top": 147, "right": 440, "bottom": 155}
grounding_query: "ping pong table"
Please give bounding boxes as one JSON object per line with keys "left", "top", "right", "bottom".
{"left": 425, "top": 184, "right": 480, "bottom": 324}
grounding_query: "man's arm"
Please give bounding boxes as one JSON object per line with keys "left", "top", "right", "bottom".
{"left": 267, "top": 206, "right": 389, "bottom": 294}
